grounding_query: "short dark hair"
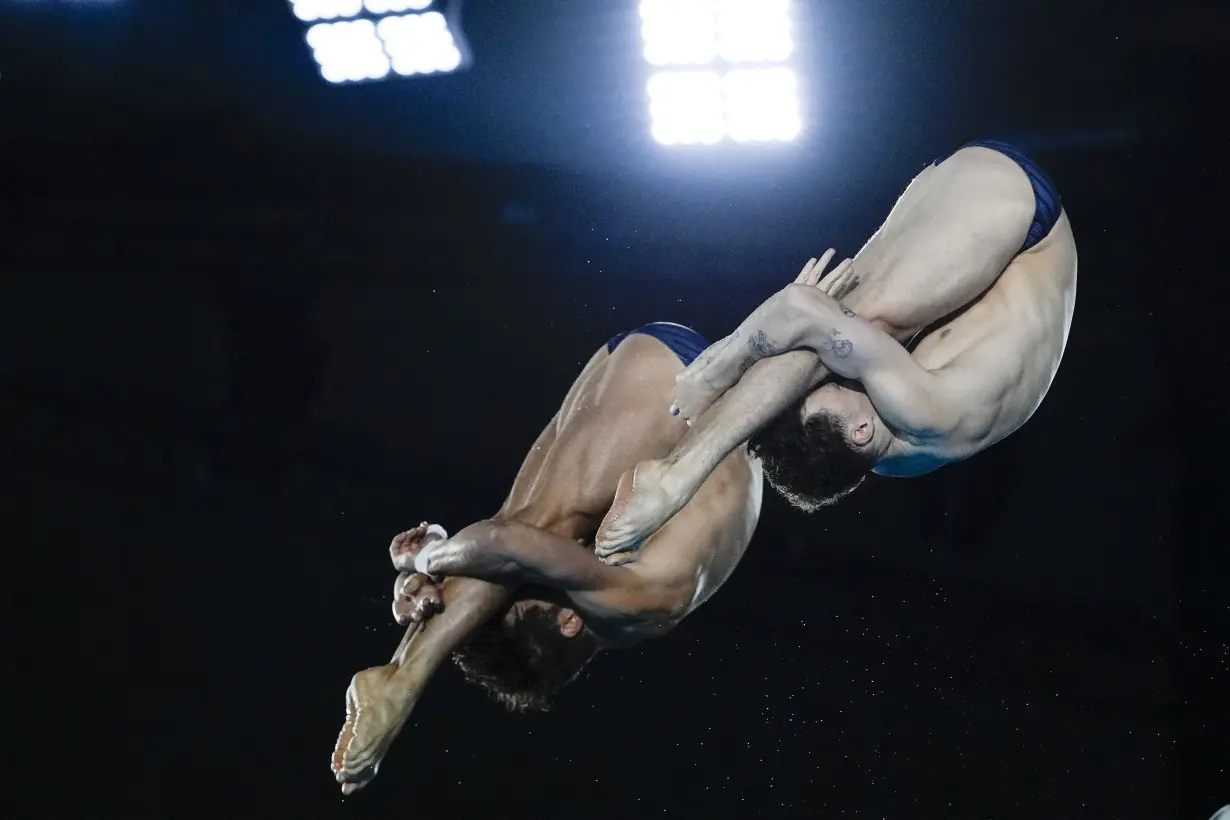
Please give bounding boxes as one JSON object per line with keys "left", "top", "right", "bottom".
{"left": 748, "top": 400, "right": 876, "bottom": 511}
{"left": 452, "top": 602, "right": 600, "bottom": 713}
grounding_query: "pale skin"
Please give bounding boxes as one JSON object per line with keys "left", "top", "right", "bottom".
{"left": 596, "top": 144, "right": 1078, "bottom": 557}
{"left": 331, "top": 332, "right": 762, "bottom": 794}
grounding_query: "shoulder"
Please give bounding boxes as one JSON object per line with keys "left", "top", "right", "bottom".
{"left": 634, "top": 448, "right": 761, "bottom": 599}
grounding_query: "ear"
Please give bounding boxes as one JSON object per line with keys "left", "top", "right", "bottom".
{"left": 849, "top": 418, "right": 874, "bottom": 447}
{"left": 557, "top": 608, "right": 584, "bottom": 638}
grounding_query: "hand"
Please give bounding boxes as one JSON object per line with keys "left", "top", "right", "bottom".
{"left": 389, "top": 522, "right": 448, "bottom": 572}
{"left": 391, "top": 571, "right": 444, "bottom": 625}
{"left": 389, "top": 523, "right": 448, "bottom": 625}
{"left": 796, "top": 250, "right": 855, "bottom": 297}
{"left": 668, "top": 335, "right": 736, "bottom": 424}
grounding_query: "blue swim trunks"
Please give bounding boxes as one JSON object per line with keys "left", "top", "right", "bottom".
{"left": 936, "top": 139, "right": 1063, "bottom": 252}
{"left": 607, "top": 322, "right": 710, "bottom": 367}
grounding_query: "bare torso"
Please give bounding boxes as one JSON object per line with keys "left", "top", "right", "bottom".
{"left": 332, "top": 333, "right": 762, "bottom": 791}
{"left": 500, "top": 332, "right": 762, "bottom": 643}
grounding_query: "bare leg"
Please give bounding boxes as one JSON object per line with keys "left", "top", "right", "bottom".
{"left": 595, "top": 349, "right": 820, "bottom": 557}
{"left": 331, "top": 577, "right": 511, "bottom": 794}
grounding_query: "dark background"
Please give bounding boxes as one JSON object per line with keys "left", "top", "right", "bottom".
{"left": 2, "top": 1, "right": 1226, "bottom": 817}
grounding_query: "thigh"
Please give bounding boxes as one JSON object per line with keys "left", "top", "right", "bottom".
{"left": 845, "top": 146, "right": 1038, "bottom": 338}
{"left": 501, "top": 333, "right": 691, "bottom": 530}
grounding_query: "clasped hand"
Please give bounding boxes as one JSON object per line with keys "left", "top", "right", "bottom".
{"left": 388, "top": 522, "right": 448, "bottom": 625}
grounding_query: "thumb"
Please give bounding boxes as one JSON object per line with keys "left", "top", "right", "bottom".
{"left": 413, "top": 543, "right": 436, "bottom": 576}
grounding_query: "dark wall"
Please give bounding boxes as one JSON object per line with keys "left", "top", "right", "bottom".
{"left": 3, "top": 126, "right": 1224, "bottom": 818}
{"left": 2, "top": 3, "right": 1226, "bottom": 813}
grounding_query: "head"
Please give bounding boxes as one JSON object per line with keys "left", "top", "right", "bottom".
{"left": 452, "top": 595, "right": 603, "bottom": 713}
{"left": 748, "top": 380, "right": 887, "bottom": 511}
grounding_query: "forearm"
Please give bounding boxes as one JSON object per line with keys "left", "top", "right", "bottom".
{"left": 668, "top": 349, "right": 823, "bottom": 481}
{"left": 391, "top": 576, "right": 511, "bottom": 671}
{"left": 715, "top": 291, "right": 820, "bottom": 375}
{"left": 422, "top": 520, "right": 609, "bottom": 592}
{"left": 783, "top": 285, "right": 888, "bottom": 380}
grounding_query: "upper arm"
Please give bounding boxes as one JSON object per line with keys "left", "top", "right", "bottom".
{"left": 786, "top": 284, "right": 958, "bottom": 440}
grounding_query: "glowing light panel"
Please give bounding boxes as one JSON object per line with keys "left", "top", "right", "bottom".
{"left": 648, "top": 71, "right": 725, "bottom": 145}
{"left": 289, "top": 0, "right": 363, "bottom": 23}
{"left": 716, "top": 0, "right": 793, "bottom": 63}
{"left": 288, "top": 0, "right": 468, "bottom": 83}
{"left": 723, "top": 67, "right": 800, "bottom": 142}
{"left": 306, "top": 19, "right": 390, "bottom": 84}
{"left": 640, "top": 0, "right": 716, "bottom": 66}
{"left": 378, "top": 11, "right": 462, "bottom": 76}
{"left": 364, "top": 0, "right": 431, "bottom": 13}
{"left": 639, "top": 0, "right": 800, "bottom": 144}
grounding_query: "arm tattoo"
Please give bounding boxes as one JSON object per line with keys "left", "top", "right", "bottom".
{"left": 746, "top": 329, "right": 777, "bottom": 357}
{"left": 830, "top": 329, "right": 854, "bottom": 359}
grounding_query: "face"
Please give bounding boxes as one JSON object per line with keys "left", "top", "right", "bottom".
{"left": 504, "top": 598, "right": 585, "bottom": 638}
{"left": 801, "top": 380, "right": 878, "bottom": 448}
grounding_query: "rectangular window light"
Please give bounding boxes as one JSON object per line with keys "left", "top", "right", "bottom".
{"left": 640, "top": 0, "right": 799, "bottom": 144}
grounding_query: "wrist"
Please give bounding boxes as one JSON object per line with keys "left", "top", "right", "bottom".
{"left": 427, "top": 521, "right": 521, "bottom": 581}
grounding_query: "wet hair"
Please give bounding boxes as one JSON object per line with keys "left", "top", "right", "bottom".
{"left": 452, "top": 602, "right": 600, "bottom": 713}
{"left": 748, "top": 399, "right": 877, "bottom": 511}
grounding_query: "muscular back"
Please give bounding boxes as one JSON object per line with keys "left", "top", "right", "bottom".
{"left": 498, "top": 336, "right": 691, "bottom": 536}
{"left": 500, "top": 332, "right": 761, "bottom": 635}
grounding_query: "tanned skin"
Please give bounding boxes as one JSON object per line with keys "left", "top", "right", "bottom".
{"left": 596, "top": 144, "right": 1077, "bottom": 558}
{"left": 331, "top": 332, "right": 762, "bottom": 794}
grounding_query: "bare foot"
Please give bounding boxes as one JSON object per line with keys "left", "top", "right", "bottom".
{"left": 669, "top": 337, "right": 742, "bottom": 423}
{"left": 594, "top": 459, "right": 688, "bottom": 560}
{"left": 331, "top": 664, "right": 411, "bottom": 795}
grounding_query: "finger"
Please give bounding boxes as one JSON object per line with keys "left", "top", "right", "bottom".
{"left": 391, "top": 541, "right": 418, "bottom": 571}
{"left": 392, "top": 572, "right": 423, "bottom": 604}
{"left": 389, "top": 526, "right": 423, "bottom": 563}
{"left": 411, "top": 596, "right": 443, "bottom": 622}
{"left": 421, "top": 584, "right": 443, "bottom": 608}
{"left": 803, "top": 248, "right": 837, "bottom": 286}
{"left": 793, "top": 257, "right": 819, "bottom": 285}
{"left": 820, "top": 257, "right": 854, "bottom": 291}
{"left": 393, "top": 595, "right": 414, "bottom": 625}
{"left": 820, "top": 258, "right": 855, "bottom": 295}
{"left": 404, "top": 573, "right": 426, "bottom": 598}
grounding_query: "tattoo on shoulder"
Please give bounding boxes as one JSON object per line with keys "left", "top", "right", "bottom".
{"left": 746, "top": 329, "right": 776, "bottom": 357}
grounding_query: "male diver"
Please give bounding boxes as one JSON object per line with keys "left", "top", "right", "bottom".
{"left": 331, "top": 321, "right": 763, "bottom": 794}
{"left": 595, "top": 140, "right": 1078, "bottom": 559}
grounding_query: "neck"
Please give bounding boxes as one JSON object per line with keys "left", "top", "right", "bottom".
{"left": 872, "top": 435, "right": 948, "bottom": 478}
